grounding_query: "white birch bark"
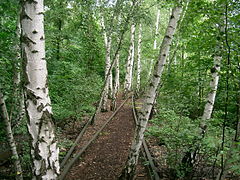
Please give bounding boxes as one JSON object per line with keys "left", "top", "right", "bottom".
{"left": 115, "top": 52, "right": 120, "bottom": 92}
{"left": 120, "top": 6, "right": 182, "bottom": 179}
{"left": 0, "top": 90, "right": 23, "bottom": 180}
{"left": 148, "top": 9, "right": 160, "bottom": 79}
{"left": 136, "top": 24, "right": 142, "bottom": 91}
{"left": 114, "top": 16, "right": 121, "bottom": 93}
{"left": 101, "top": 16, "right": 112, "bottom": 111}
{"left": 202, "top": 57, "right": 221, "bottom": 121}
{"left": 154, "top": 9, "right": 160, "bottom": 50}
{"left": 124, "top": 24, "right": 135, "bottom": 94}
{"left": 111, "top": 17, "right": 121, "bottom": 111}
{"left": 20, "top": 1, "right": 60, "bottom": 179}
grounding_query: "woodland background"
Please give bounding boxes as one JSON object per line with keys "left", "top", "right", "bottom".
{"left": 0, "top": 0, "right": 239, "bottom": 179}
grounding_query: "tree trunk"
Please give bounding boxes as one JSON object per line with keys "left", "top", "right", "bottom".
{"left": 216, "top": 79, "right": 240, "bottom": 180}
{"left": 136, "top": 24, "right": 142, "bottom": 92}
{"left": 148, "top": 9, "right": 160, "bottom": 80}
{"left": 20, "top": 0, "right": 60, "bottom": 179}
{"left": 11, "top": 19, "right": 25, "bottom": 126}
{"left": 101, "top": 16, "right": 112, "bottom": 112}
{"left": 201, "top": 57, "right": 221, "bottom": 121}
{"left": 111, "top": 16, "right": 121, "bottom": 111}
{"left": 124, "top": 24, "right": 135, "bottom": 95}
{"left": 119, "top": 6, "right": 182, "bottom": 179}
{"left": 0, "top": 90, "right": 23, "bottom": 180}
{"left": 154, "top": 9, "right": 160, "bottom": 50}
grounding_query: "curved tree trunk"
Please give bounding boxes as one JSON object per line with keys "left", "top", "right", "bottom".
{"left": 0, "top": 90, "right": 23, "bottom": 180}
{"left": 20, "top": 0, "right": 60, "bottom": 179}
{"left": 120, "top": 6, "right": 182, "bottom": 179}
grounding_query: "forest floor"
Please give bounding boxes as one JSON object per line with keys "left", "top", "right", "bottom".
{"left": 63, "top": 95, "right": 150, "bottom": 180}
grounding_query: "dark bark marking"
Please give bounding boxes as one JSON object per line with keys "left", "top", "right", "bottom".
{"left": 40, "top": 36, "right": 44, "bottom": 40}
{"left": 26, "top": 0, "right": 38, "bottom": 4}
{"left": 165, "top": 35, "right": 171, "bottom": 39}
{"left": 21, "top": 34, "right": 36, "bottom": 46}
{"left": 38, "top": 12, "right": 44, "bottom": 15}
{"left": 37, "top": 103, "right": 44, "bottom": 112}
{"left": 211, "top": 67, "right": 217, "bottom": 73}
{"left": 32, "top": 30, "right": 38, "bottom": 34}
{"left": 21, "top": 10, "right": 32, "bottom": 21}
{"left": 32, "top": 50, "right": 39, "bottom": 53}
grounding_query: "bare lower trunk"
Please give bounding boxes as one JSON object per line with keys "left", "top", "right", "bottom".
{"left": 124, "top": 24, "right": 135, "bottom": 95}
{"left": 120, "top": 6, "right": 182, "bottom": 179}
{"left": 0, "top": 90, "right": 23, "bottom": 180}
{"left": 136, "top": 24, "right": 142, "bottom": 92}
{"left": 20, "top": 0, "right": 60, "bottom": 179}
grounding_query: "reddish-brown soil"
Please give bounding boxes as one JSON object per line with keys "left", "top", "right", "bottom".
{"left": 65, "top": 97, "right": 150, "bottom": 180}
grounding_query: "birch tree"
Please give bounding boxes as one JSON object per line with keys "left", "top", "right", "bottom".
{"left": 111, "top": 16, "right": 121, "bottom": 111}
{"left": 120, "top": 6, "right": 182, "bottom": 179}
{"left": 201, "top": 55, "right": 221, "bottom": 123}
{"left": 20, "top": 0, "right": 60, "bottom": 179}
{"left": 124, "top": 23, "right": 136, "bottom": 95}
{"left": 100, "top": 15, "right": 113, "bottom": 112}
{"left": 136, "top": 24, "right": 142, "bottom": 92}
{"left": 148, "top": 9, "right": 160, "bottom": 79}
{"left": 0, "top": 90, "right": 23, "bottom": 180}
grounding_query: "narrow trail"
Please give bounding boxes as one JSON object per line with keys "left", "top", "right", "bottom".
{"left": 64, "top": 96, "right": 150, "bottom": 180}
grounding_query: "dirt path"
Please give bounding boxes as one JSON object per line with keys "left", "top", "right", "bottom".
{"left": 65, "top": 98, "right": 150, "bottom": 180}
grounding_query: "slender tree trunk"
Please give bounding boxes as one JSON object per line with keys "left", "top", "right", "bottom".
{"left": 101, "top": 16, "right": 112, "bottom": 111}
{"left": 216, "top": 5, "right": 235, "bottom": 179}
{"left": 124, "top": 24, "right": 135, "bottom": 95}
{"left": 111, "top": 50, "right": 120, "bottom": 111}
{"left": 111, "top": 16, "right": 121, "bottom": 111}
{"left": 153, "top": 9, "right": 160, "bottom": 50}
{"left": 201, "top": 56, "right": 221, "bottom": 121}
{"left": 0, "top": 90, "right": 23, "bottom": 180}
{"left": 20, "top": 0, "right": 60, "bottom": 179}
{"left": 120, "top": 6, "right": 182, "bottom": 179}
{"left": 56, "top": 19, "right": 62, "bottom": 62}
{"left": 148, "top": 9, "right": 160, "bottom": 80}
{"left": 136, "top": 24, "right": 142, "bottom": 92}
{"left": 11, "top": 20, "right": 25, "bottom": 125}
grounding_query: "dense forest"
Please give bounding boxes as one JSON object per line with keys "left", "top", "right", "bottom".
{"left": 0, "top": 0, "right": 239, "bottom": 179}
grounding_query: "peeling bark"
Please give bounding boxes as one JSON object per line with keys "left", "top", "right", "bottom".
{"left": 0, "top": 90, "right": 23, "bottom": 180}
{"left": 120, "top": 6, "right": 182, "bottom": 179}
{"left": 20, "top": 0, "right": 60, "bottom": 179}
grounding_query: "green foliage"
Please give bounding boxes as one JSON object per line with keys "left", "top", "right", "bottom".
{"left": 49, "top": 64, "right": 103, "bottom": 120}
